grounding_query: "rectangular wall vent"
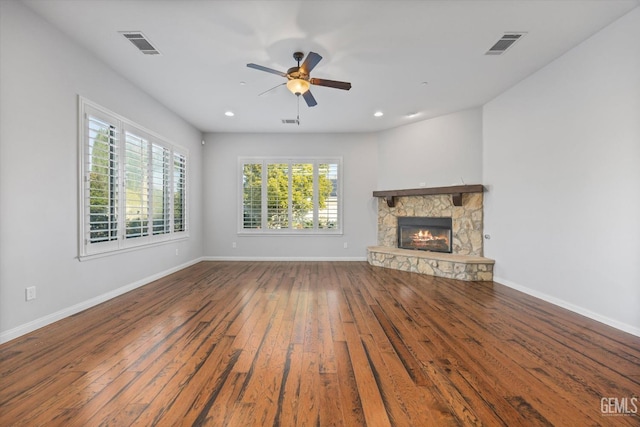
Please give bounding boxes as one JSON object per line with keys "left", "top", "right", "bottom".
{"left": 120, "top": 31, "right": 160, "bottom": 55}
{"left": 485, "top": 33, "right": 526, "bottom": 55}
{"left": 281, "top": 119, "right": 299, "bottom": 124}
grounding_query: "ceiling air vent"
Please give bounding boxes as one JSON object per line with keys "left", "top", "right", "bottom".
{"left": 120, "top": 31, "right": 160, "bottom": 55}
{"left": 485, "top": 32, "right": 526, "bottom": 55}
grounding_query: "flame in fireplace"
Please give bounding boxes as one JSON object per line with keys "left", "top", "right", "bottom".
{"left": 411, "top": 229, "right": 449, "bottom": 247}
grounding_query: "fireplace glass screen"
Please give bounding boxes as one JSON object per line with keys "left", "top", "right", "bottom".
{"left": 397, "top": 217, "right": 452, "bottom": 253}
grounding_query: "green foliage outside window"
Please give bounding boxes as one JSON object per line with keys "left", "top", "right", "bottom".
{"left": 242, "top": 161, "right": 336, "bottom": 230}
{"left": 88, "top": 126, "right": 117, "bottom": 243}
{"left": 87, "top": 123, "right": 186, "bottom": 242}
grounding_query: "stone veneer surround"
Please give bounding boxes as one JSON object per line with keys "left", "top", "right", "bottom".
{"left": 367, "top": 192, "right": 494, "bottom": 281}
{"left": 377, "top": 193, "right": 484, "bottom": 255}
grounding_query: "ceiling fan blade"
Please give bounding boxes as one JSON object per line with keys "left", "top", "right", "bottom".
{"left": 302, "top": 90, "right": 317, "bottom": 107}
{"left": 258, "top": 82, "right": 286, "bottom": 96}
{"left": 310, "top": 78, "right": 352, "bottom": 91}
{"left": 299, "top": 52, "right": 322, "bottom": 75}
{"left": 247, "top": 63, "right": 287, "bottom": 77}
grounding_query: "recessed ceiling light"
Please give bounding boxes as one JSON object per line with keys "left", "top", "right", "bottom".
{"left": 239, "top": 81, "right": 246, "bottom": 86}
{"left": 421, "top": 81, "right": 429, "bottom": 86}
{"left": 374, "top": 111, "right": 384, "bottom": 117}
{"left": 406, "top": 112, "right": 419, "bottom": 118}
{"left": 224, "top": 111, "right": 235, "bottom": 117}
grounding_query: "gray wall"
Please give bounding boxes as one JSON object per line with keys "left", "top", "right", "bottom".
{"left": 202, "top": 132, "right": 379, "bottom": 259}
{"left": 483, "top": 7, "right": 640, "bottom": 334}
{"left": 201, "top": 108, "right": 484, "bottom": 260}
{"left": 376, "top": 108, "right": 484, "bottom": 190}
{"left": 0, "top": 1, "right": 204, "bottom": 341}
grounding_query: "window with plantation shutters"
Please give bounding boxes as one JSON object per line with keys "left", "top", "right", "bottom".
{"left": 151, "top": 143, "right": 171, "bottom": 235}
{"left": 124, "top": 131, "right": 150, "bottom": 239}
{"left": 317, "top": 162, "right": 339, "bottom": 230}
{"left": 173, "top": 152, "right": 186, "bottom": 233}
{"left": 242, "top": 163, "right": 262, "bottom": 229}
{"left": 86, "top": 114, "right": 119, "bottom": 245}
{"left": 79, "top": 98, "right": 188, "bottom": 258}
{"left": 239, "top": 157, "right": 342, "bottom": 234}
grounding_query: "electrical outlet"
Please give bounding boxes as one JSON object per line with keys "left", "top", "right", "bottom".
{"left": 232, "top": 242, "right": 237, "bottom": 249}
{"left": 25, "top": 286, "right": 36, "bottom": 301}
{"left": 175, "top": 248, "right": 180, "bottom": 256}
{"left": 343, "top": 242, "right": 348, "bottom": 249}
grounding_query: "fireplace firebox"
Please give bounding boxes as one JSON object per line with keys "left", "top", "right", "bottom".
{"left": 397, "top": 217, "right": 452, "bottom": 253}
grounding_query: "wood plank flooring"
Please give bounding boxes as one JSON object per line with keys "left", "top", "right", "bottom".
{"left": 1, "top": 261, "right": 639, "bottom": 426}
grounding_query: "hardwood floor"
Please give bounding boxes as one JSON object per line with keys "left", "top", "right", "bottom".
{"left": 1, "top": 261, "right": 638, "bottom": 426}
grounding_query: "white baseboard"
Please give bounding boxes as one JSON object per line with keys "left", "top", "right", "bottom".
{"left": 0, "top": 257, "right": 205, "bottom": 345}
{"left": 202, "top": 256, "right": 368, "bottom": 262}
{"left": 494, "top": 276, "right": 640, "bottom": 338}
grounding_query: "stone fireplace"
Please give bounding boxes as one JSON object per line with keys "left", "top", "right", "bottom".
{"left": 367, "top": 185, "right": 494, "bottom": 281}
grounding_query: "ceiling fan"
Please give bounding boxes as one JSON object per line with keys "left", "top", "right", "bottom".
{"left": 247, "top": 51, "right": 351, "bottom": 107}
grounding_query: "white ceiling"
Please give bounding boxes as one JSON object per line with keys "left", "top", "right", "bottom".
{"left": 22, "top": 0, "right": 639, "bottom": 133}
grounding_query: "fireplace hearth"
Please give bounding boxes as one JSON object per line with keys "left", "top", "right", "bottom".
{"left": 397, "top": 217, "right": 452, "bottom": 253}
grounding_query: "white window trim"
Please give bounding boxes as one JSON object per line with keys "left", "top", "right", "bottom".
{"left": 237, "top": 156, "right": 343, "bottom": 235}
{"left": 78, "top": 97, "right": 189, "bottom": 260}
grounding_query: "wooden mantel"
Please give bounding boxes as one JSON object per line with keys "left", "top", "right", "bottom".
{"left": 373, "top": 184, "right": 485, "bottom": 207}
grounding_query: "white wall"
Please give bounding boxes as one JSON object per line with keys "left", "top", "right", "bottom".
{"left": 376, "top": 108, "right": 483, "bottom": 190}
{"left": 202, "top": 132, "right": 379, "bottom": 259}
{"left": 0, "top": 1, "right": 204, "bottom": 341}
{"left": 483, "top": 8, "right": 640, "bottom": 335}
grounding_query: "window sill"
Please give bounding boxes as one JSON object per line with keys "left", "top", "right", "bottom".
{"left": 78, "top": 234, "right": 189, "bottom": 262}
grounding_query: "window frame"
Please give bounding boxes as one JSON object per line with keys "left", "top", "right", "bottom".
{"left": 78, "top": 97, "right": 188, "bottom": 259}
{"left": 237, "top": 156, "right": 343, "bottom": 235}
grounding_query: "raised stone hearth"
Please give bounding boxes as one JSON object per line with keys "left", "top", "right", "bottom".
{"left": 367, "top": 246, "right": 494, "bottom": 281}
{"left": 368, "top": 187, "right": 495, "bottom": 281}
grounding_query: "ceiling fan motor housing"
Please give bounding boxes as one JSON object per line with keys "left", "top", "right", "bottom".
{"left": 289, "top": 52, "right": 310, "bottom": 80}
{"left": 287, "top": 67, "right": 306, "bottom": 80}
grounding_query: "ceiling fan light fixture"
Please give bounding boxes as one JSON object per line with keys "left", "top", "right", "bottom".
{"left": 286, "top": 78, "right": 310, "bottom": 95}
